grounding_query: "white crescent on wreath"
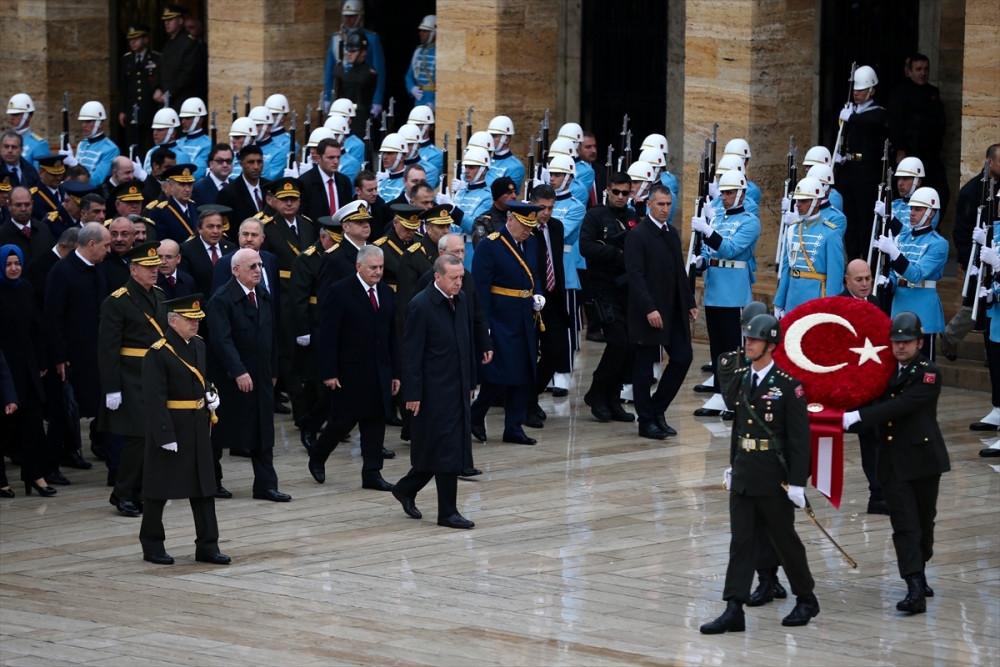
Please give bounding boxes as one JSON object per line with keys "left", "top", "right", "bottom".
{"left": 784, "top": 312, "right": 889, "bottom": 374}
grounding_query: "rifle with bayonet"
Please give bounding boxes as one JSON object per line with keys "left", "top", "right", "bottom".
{"left": 540, "top": 110, "right": 549, "bottom": 165}
{"left": 387, "top": 97, "right": 395, "bottom": 133}
{"left": 963, "top": 160, "right": 992, "bottom": 305}
{"left": 870, "top": 140, "right": 893, "bottom": 296}
{"left": 686, "top": 144, "right": 710, "bottom": 284}
{"left": 972, "top": 174, "right": 997, "bottom": 331}
{"left": 832, "top": 62, "right": 857, "bottom": 164}
{"left": 362, "top": 117, "right": 372, "bottom": 171}
{"left": 776, "top": 136, "right": 797, "bottom": 275}
{"left": 231, "top": 95, "right": 238, "bottom": 122}
{"left": 287, "top": 110, "right": 297, "bottom": 170}
{"left": 603, "top": 144, "right": 613, "bottom": 205}
{"left": 163, "top": 91, "right": 170, "bottom": 110}
{"left": 379, "top": 110, "right": 387, "bottom": 153}
{"left": 618, "top": 115, "right": 629, "bottom": 171}
{"left": 440, "top": 131, "right": 449, "bottom": 194}
{"left": 454, "top": 119, "right": 464, "bottom": 181}
{"left": 708, "top": 123, "right": 718, "bottom": 183}
{"left": 244, "top": 87, "right": 251, "bottom": 117}
{"left": 128, "top": 104, "right": 139, "bottom": 161}
{"left": 318, "top": 92, "right": 326, "bottom": 126}
{"left": 60, "top": 93, "right": 70, "bottom": 151}
{"left": 466, "top": 108, "right": 474, "bottom": 145}
{"left": 210, "top": 110, "right": 218, "bottom": 145}
{"left": 525, "top": 136, "right": 535, "bottom": 201}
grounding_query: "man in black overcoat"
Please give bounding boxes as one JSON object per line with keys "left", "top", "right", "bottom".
{"left": 178, "top": 208, "right": 236, "bottom": 296}
{"left": 206, "top": 248, "right": 290, "bottom": 502}
{"left": 392, "top": 255, "right": 478, "bottom": 529}
{"left": 0, "top": 186, "right": 53, "bottom": 263}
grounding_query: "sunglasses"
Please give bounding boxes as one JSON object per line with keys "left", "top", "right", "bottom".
{"left": 609, "top": 188, "right": 630, "bottom": 197}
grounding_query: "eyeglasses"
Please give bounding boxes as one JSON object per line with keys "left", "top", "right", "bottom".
{"left": 212, "top": 158, "right": 233, "bottom": 164}
{"left": 157, "top": 254, "right": 178, "bottom": 260}
{"left": 609, "top": 188, "right": 630, "bottom": 197}
{"left": 242, "top": 262, "right": 263, "bottom": 269}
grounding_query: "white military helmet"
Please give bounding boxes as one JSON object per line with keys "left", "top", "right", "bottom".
{"left": 714, "top": 154, "right": 746, "bottom": 177}
{"left": 418, "top": 14, "right": 436, "bottom": 32}
{"left": 807, "top": 164, "right": 835, "bottom": 187}
{"left": 323, "top": 114, "right": 351, "bottom": 137}
{"left": 639, "top": 147, "right": 666, "bottom": 169}
{"left": 265, "top": 94, "right": 290, "bottom": 115}
{"left": 152, "top": 108, "right": 181, "bottom": 129}
{"left": 557, "top": 122, "right": 584, "bottom": 145}
{"left": 248, "top": 106, "right": 274, "bottom": 126}
{"left": 6, "top": 94, "right": 35, "bottom": 115}
{"left": 853, "top": 65, "right": 878, "bottom": 90}
{"left": 229, "top": 117, "right": 258, "bottom": 138}
{"left": 397, "top": 123, "right": 422, "bottom": 155}
{"left": 803, "top": 145, "right": 832, "bottom": 167}
{"left": 626, "top": 161, "right": 654, "bottom": 183}
{"left": 307, "top": 127, "right": 336, "bottom": 147}
{"left": 379, "top": 133, "right": 407, "bottom": 153}
{"left": 547, "top": 154, "right": 577, "bottom": 177}
{"left": 909, "top": 187, "right": 941, "bottom": 210}
{"left": 792, "top": 176, "right": 824, "bottom": 200}
{"left": 895, "top": 157, "right": 926, "bottom": 179}
{"left": 641, "top": 133, "right": 668, "bottom": 154}
{"left": 488, "top": 115, "right": 515, "bottom": 136}
{"left": 329, "top": 98, "right": 356, "bottom": 118}
{"left": 724, "top": 138, "right": 751, "bottom": 160}
{"left": 462, "top": 146, "right": 491, "bottom": 168}
{"left": 468, "top": 131, "right": 495, "bottom": 154}
{"left": 179, "top": 97, "right": 207, "bottom": 117}
{"left": 549, "top": 137, "right": 578, "bottom": 159}
{"left": 342, "top": 0, "right": 364, "bottom": 16}
{"left": 407, "top": 105, "right": 435, "bottom": 125}
{"left": 78, "top": 101, "right": 107, "bottom": 121}
{"left": 718, "top": 170, "right": 748, "bottom": 191}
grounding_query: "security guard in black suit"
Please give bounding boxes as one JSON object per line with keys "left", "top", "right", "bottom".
{"left": 843, "top": 311, "right": 950, "bottom": 614}
{"left": 701, "top": 314, "right": 818, "bottom": 634}
{"left": 118, "top": 24, "right": 161, "bottom": 155}
{"left": 375, "top": 203, "right": 423, "bottom": 290}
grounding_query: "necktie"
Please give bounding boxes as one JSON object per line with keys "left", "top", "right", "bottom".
{"left": 751, "top": 372, "right": 758, "bottom": 394}
{"left": 448, "top": 296, "right": 455, "bottom": 312}
{"left": 369, "top": 286, "right": 378, "bottom": 313}
{"left": 210, "top": 245, "right": 218, "bottom": 265}
{"left": 254, "top": 188, "right": 263, "bottom": 211}
{"left": 12, "top": 166, "right": 19, "bottom": 185}
{"left": 168, "top": 275, "right": 176, "bottom": 287}
{"left": 289, "top": 222, "right": 298, "bottom": 239}
{"left": 248, "top": 290, "right": 257, "bottom": 307}
{"left": 261, "top": 269, "right": 270, "bottom": 293}
{"left": 539, "top": 227, "right": 555, "bottom": 293}
{"left": 327, "top": 177, "right": 338, "bottom": 216}
{"left": 22, "top": 225, "right": 31, "bottom": 239}
{"left": 589, "top": 182, "right": 598, "bottom": 207}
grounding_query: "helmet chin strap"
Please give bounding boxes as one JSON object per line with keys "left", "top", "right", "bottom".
{"left": 470, "top": 165, "right": 486, "bottom": 183}
{"left": 496, "top": 136, "right": 509, "bottom": 153}
{"left": 726, "top": 190, "right": 745, "bottom": 209}
{"left": 271, "top": 113, "right": 284, "bottom": 129}
{"left": 88, "top": 120, "right": 103, "bottom": 139}
{"left": 552, "top": 175, "right": 571, "bottom": 195}
{"left": 801, "top": 199, "right": 818, "bottom": 219}
{"left": 188, "top": 117, "right": 201, "bottom": 133}
{"left": 915, "top": 208, "right": 932, "bottom": 228}
{"left": 386, "top": 153, "right": 402, "bottom": 173}
{"left": 162, "top": 127, "right": 175, "bottom": 145}
{"left": 907, "top": 178, "right": 919, "bottom": 197}
{"left": 13, "top": 115, "right": 29, "bottom": 132}
{"left": 635, "top": 181, "right": 650, "bottom": 200}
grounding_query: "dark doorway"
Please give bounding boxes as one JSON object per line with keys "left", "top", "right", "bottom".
{"left": 580, "top": 0, "right": 668, "bottom": 163}
{"left": 818, "top": 0, "right": 920, "bottom": 152}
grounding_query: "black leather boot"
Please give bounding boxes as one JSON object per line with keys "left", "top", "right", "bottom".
{"left": 920, "top": 571, "right": 934, "bottom": 598}
{"left": 781, "top": 593, "right": 820, "bottom": 626}
{"left": 584, "top": 387, "right": 612, "bottom": 422}
{"left": 747, "top": 568, "right": 774, "bottom": 607}
{"left": 699, "top": 600, "right": 745, "bottom": 634}
{"left": 772, "top": 566, "right": 787, "bottom": 598}
{"left": 896, "top": 573, "right": 927, "bottom": 614}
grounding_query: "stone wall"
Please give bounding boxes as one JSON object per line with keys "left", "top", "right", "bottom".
{"left": 959, "top": 0, "right": 1000, "bottom": 182}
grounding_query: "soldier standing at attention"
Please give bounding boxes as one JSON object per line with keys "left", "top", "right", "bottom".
{"left": 406, "top": 16, "right": 437, "bottom": 109}
{"left": 6, "top": 94, "right": 50, "bottom": 168}
{"left": 118, "top": 25, "right": 160, "bottom": 156}
{"left": 333, "top": 33, "right": 379, "bottom": 127}
{"left": 323, "top": 0, "right": 385, "bottom": 123}
{"left": 155, "top": 5, "right": 200, "bottom": 111}
{"left": 701, "top": 313, "right": 818, "bottom": 634}
{"left": 59, "top": 102, "right": 119, "bottom": 187}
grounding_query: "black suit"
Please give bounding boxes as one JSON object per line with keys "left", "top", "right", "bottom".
{"left": 103, "top": 250, "right": 133, "bottom": 291}
{"left": 216, "top": 177, "right": 268, "bottom": 242}
{"left": 179, "top": 236, "right": 236, "bottom": 297}
{"left": 192, "top": 175, "right": 228, "bottom": 207}
{"left": 532, "top": 219, "right": 571, "bottom": 405}
{"left": 156, "top": 269, "right": 196, "bottom": 299}
{"left": 317, "top": 239, "right": 362, "bottom": 294}
{"left": 24, "top": 247, "right": 60, "bottom": 311}
{"left": 624, "top": 217, "right": 695, "bottom": 426}
{"left": 0, "top": 158, "right": 40, "bottom": 190}
{"left": 314, "top": 275, "right": 400, "bottom": 483}
{"left": 299, "top": 167, "right": 352, "bottom": 223}
{"left": 417, "top": 269, "right": 492, "bottom": 356}
{"left": 0, "top": 220, "right": 53, "bottom": 264}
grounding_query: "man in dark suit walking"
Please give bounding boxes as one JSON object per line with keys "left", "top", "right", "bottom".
{"left": 392, "top": 255, "right": 479, "bottom": 529}
{"left": 298, "top": 139, "right": 353, "bottom": 223}
{"left": 216, "top": 146, "right": 268, "bottom": 241}
{"left": 156, "top": 239, "right": 196, "bottom": 299}
{"left": 179, "top": 207, "right": 236, "bottom": 297}
{"left": 191, "top": 144, "right": 234, "bottom": 207}
{"left": 624, "top": 184, "right": 697, "bottom": 440}
{"left": 0, "top": 186, "right": 53, "bottom": 263}
{"left": 309, "top": 244, "right": 399, "bottom": 491}
{"left": 206, "top": 247, "right": 290, "bottom": 502}
{"left": 211, "top": 218, "right": 280, "bottom": 307}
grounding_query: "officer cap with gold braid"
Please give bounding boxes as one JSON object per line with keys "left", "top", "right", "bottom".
{"left": 126, "top": 24, "right": 150, "bottom": 39}
{"left": 122, "top": 241, "right": 163, "bottom": 266}
{"left": 161, "top": 163, "right": 197, "bottom": 183}
{"left": 390, "top": 203, "right": 424, "bottom": 230}
{"left": 113, "top": 179, "right": 145, "bottom": 202}
{"left": 62, "top": 180, "right": 97, "bottom": 204}
{"left": 268, "top": 177, "right": 302, "bottom": 199}
{"left": 163, "top": 293, "right": 206, "bottom": 320}
{"left": 333, "top": 200, "right": 373, "bottom": 226}
{"left": 36, "top": 154, "right": 67, "bottom": 176}
{"left": 161, "top": 4, "right": 187, "bottom": 20}
{"left": 0, "top": 177, "right": 11, "bottom": 193}
{"left": 506, "top": 200, "right": 542, "bottom": 227}
{"left": 420, "top": 203, "right": 454, "bottom": 227}
{"left": 316, "top": 216, "right": 344, "bottom": 243}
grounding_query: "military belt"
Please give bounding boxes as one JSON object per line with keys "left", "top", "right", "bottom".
{"left": 709, "top": 259, "right": 747, "bottom": 269}
{"left": 308, "top": 296, "right": 318, "bottom": 305}
{"left": 166, "top": 398, "right": 205, "bottom": 410}
{"left": 790, "top": 269, "right": 826, "bottom": 281}
{"left": 279, "top": 270, "right": 292, "bottom": 279}
{"left": 491, "top": 286, "right": 531, "bottom": 298}
{"left": 420, "top": 84, "right": 436, "bottom": 92}
{"left": 120, "top": 347, "right": 148, "bottom": 358}
{"left": 898, "top": 278, "right": 937, "bottom": 289}
{"left": 741, "top": 437, "right": 785, "bottom": 452}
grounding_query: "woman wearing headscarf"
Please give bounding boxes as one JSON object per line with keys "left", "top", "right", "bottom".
{"left": 0, "top": 244, "right": 56, "bottom": 497}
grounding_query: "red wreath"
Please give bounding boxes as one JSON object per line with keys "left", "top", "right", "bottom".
{"left": 773, "top": 297, "right": 894, "bottom": 410}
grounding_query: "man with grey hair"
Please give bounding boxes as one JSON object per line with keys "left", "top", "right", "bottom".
{"left": 99, "top": 156, "right": 138, "bottom": 202}
{"left": 210, "top": 218, "right": 279, "bottom": 303}
{"left": 309, "top": 243, "right": 399, "bottom": 491}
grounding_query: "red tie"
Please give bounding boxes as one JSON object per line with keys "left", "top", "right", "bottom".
{"left": 254, "top": 188, "right": 263, "bottom": 211}
{"left": 327, "top": 177, "right": 338, "bottom": 216}
{"left": 589, "top": 182, "right": 598, "bottom": 207}
{"left": 248, "top": 290, "right": 257, "bottom": 307}
{"left": 448, "top": 296, "right": 455, "bottom": 312}
{"left": 168, "top": 275, "right": 176, "bottom": 287}
{"left": 368, "top": 286, "right": 378, "bottom": 313}
{"left": 210, "top": 245, "right": 219, "bottom": 265}
{"left": 22, "top": 225, "right": 31, "bottom": 240}
{"left": 540, "top": 225, "right": 556, "bottom": 293}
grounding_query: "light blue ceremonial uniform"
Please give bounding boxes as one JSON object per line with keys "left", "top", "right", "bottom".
{"left": 176, "top": 131, "right": 211, "bottom": 179}
{"left": 887, "top": 223, "right": 948, "bottom": 334}
{"left": 699, "top": 205, "right": 760, "bottom": 307}
{"left": 818, "top": 201, "right": 847, "bottom": 236}
{"left": 454, "top": 180, "right": 492, "bottom": 269}
{"left": 76, "top": 135, "right": 119, "bottom": 186}
{"left": 405, "top": 43, "right": 436, "bottom": 108}
{"left": 378, "top": 171, "right": 405, "bottom": 201}
{"left": 575, "top": 160, "right": 595, "bottom": 195}
{"left": 324, "top": 29, "right": 386, "bottom": 107}
{"left": 661, "top": 171, "right": 680, "bottom": 225}
{"left": 231, "top": 155, "right": 243, "bottom": 179}
{"left": 711, "top": 192, "right": 758, "bottom": 218}
{"left": 486, "top": 152, "right": 525, "bottom": 193}
{"left": 553, "top": 191, "right": 586, "bottom": 290}
{"left": 987, "top": 220, "right": 1000, "bottom": 344}
{"left": 258, "top": 137, "right": 286, "bottom": 181}
{"left": 892, "top": 196, "right": 941, "bottom": 230}
{"left": 344, "top": 134, "right": 366, "bottom": 167}
{"left": 143, "top": 140, "right": 178, "bottom": 174}
{"left": 19, "top": 130, "right": 50, "bottom": 168}
{"left": 338, "top": 152, "right": 362, "bottom": 182}
{"left": 569, "top": 178, "right": 589, "bottom": 208}
{"left": 829, "top": 187, "right": 844, "bottom": 211}
{"left": 775, "top": 214, "right": 845, "bottom": 313}
{"left": 418, "top": 140, "right": 444, "bottom": 188}
{"left": 746, "top": 180, "right": 762, "bottom": 206}
{"left": 268, "top": 128, "right": 298, "bottom": 172}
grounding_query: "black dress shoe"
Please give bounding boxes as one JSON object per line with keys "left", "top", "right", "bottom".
{"left": 693, "top": 384, "right": 714, "bottom": 393}
{"left": 1, "top": 487, "right": 16, "bottom": 498}
{"left": 782, "top": 594, "right": 820, "bottom": 626}
{"left": 980, "top": 446, "right": 1000, "bottom": 457}
{"left": 230, "top": 448, "right": 251, "bottom": 457}
{"left": 109, "top": 496, "right": 140, "bottom": 517}
{"left": 459, "top": 468, "right": 482, "bottom": 477}
{"left": 721, "top": 411, "right": 734, "bottom": 421}
{"left": 143, "top": 553, "right": 174, "bottom": 565}
{"left": 654, "top": 416, "right": 677, "bottom": 436}
{"left": 273, "top": 402, "right": 292, "bottom": 415}
{"left": 969, "top": 421, "right": 998, "bottom": 431}
{"left": 699, "top": 600, "right": 745, "bottom": 634}
{"left": 694, "top": 408, "right": 722, "bottom": 417}
{"left": 584, "top": 389, "right": 612, "bottom": 422}
{"left": 638, "top": 423, "right": 668, "bottom": 440}
{"left": 524, "top": 413, "right": 544, "bottom": 429}
{"left": 386, "top": 415, "right": 403, "bottom": 427}
{"left": 62, "top": 450, "right": 92, "bottom": 470}
{"left": 529, "top": 405, "right": 547, "bottom": 421}
{"left": 700, "top": 363, "right": 713, "bottom": 373}
{"left": 382, "top": 447, "right": 395, "bottom": 459}
{"left": 253, "top": 489, "right": 291, "bottom": 502}
{"left": 196, "top": 553, "right": 231, "bottom": 565}
{"left": 392, "top": 488, "right": 421, "bottom": 519}
{"left": 585, "top": 330, "right": 605, "bottom": 343}
{"left": 90, "top": 442, "right": 106, "bottom": 461}
{"left": 437, "top": 513, "right": 475, "bottom": 529}
{"left": 551, "top": 388, "right": 568, "bottom": 398}
{"left": 867, "top": 499, "right": 889, "bottom": 515}
{"left": 502, "top": 433, "right": 537, "bottom": 445}
{"left": 277, "top": 392, "right": 290, "bottom": 403}
{"left": 299, "top": 426, "right": 317, "bottom": 450}
{"left": 471, "top": 424, "right": 487, "bottom": 443}
{"left": 308, "top": 456, "right": 326, "bottom": 484}
{"left": 362, "top": 476, "right": 396, "bottom": 492}
{"left": 896, "top": 573, "right": 926, "bottom": 614}
{"left": 607, "top": 400, "right": 636, "bottom": 422}
{"left": 46, "top": 471, "right": 71, "bottom": 486}
{"left": 215, "top": 485, "right": 233, "bottom": 499}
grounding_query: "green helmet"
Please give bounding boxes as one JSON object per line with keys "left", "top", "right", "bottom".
{"left": 889, "top": 311, "right": 923, "bottom": 341}
{"left": 744, "top": 314, "right": 781, "bottom": 344}
{"left": 741, "top": 301, "right": 768, "bottom": 329}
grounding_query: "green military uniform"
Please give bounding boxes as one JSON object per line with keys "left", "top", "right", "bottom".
{"left": 377, "top": 203, "right": 424, "bottom": 290}
{"left": 96, "top": 243, "right": 168, "bottom": 512}
{"left": 395, "top": 234, "right": 438, "bottom": 332}
{"left": 289, "top": 242, "right": 324, "bottom": 417}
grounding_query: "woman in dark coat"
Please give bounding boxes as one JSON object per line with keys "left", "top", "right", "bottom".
{"left": 0, "top": 245, "right": 56, "bottom": 496}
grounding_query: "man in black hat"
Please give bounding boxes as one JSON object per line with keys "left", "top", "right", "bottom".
{"left": 318, "top": 200, "right": 372, "bottom": 292}
{"left": 375, "top": 203, "right": 422, "bottom": 290}
{"left": 179, "top": 205, "right": 236, "bottom": 297}
{"left": 333, "top": 33, "right": 378, "bottom": 124}
{"left": 31, "top": 154, "right": 67, "bottom": 221}
{"left": 44, "top": 180, "right": 94, "bottom": 238}
{"left": 154, "top": 6, "right": 199, "bottom": 111}
{"left": 111, "top": 179, "right": 150, "bottom": 225}
{"left": 396, "top": 205, "right": 453, "bottom": 337}
{"left": 470, "top": 176, "right": 518, "bottom": 247}
{"left": 118, "top": 24, "right": 161, "bottom": 154}
{"left": 147, "top": 163, "right": 199, "bottom": 242}
{"left": 97, "top": 241, "right": 168, "bottom": 517}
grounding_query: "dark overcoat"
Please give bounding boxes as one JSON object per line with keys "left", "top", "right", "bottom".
{"left": 624, "top": 217, "right": 695, "bottom": 346}
{"left": 0, "top": 219, "right": 53, "bottom": 264}
{"left": 0, "top": 278, "right": 46, "bottom": 405}
{"left": 179, "top": 235, "right": 236, "bottom": 297}
{"left": 289, "top": 244, "right": 323, "bottom": 382}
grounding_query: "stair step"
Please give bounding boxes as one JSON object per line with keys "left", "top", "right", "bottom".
{"left": 951, "top": 335, "right": 987, "bottom": 362}
{"left": 937, "top": 357, "right": 991, "bottom": 392}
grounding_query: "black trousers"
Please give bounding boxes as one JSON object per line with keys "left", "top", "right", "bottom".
{"left": 632, "top": 313, "right": 693, "bottom": 425}
{"left": 533, "top": 297, "right": 571, "bottom": 401}
{"left": 394, "top": 469, "right": 458, "bottom": 519}
{"left": 0, "top": 399, "right": 47, "bottom": 483}
{"left": 882, "top": 469, "right": 940, "bottom": 577}
{"left": 293, "top": 379, "right": 321, "bottom": 427}
{"left": 987, "top": 336, "right": 1000, "bottom": 407}
{"left": 590, "top": 317, "right": 631, "bottom": 394}
{"left": 112, "top": 435, "right": 145, "bottom": 503}
{"left": 213, "top": 446, "right": 279, "bottom": 495}
{"left": 921, "top": 334, "right": 936, "bottom": 362}
{"left": 472, "top": 382, "right": 531, "bottom": 438}
{"left": 102, "top": 432, "right": 124, "bottom": 480}
{"left": 856, "top": 429, "right": 882, "bottom": 501}
{"left": 841, "top": 180, "right": 880, "bottom": 260}
{"left": 723, "top": 492, "right": 815, "bottom": 603}
{"left": 314, "top": 414, "right": 385, "bottom": 479}
{"left": 42, "top": 371, "right": 76, "bottom": 472}
{"left": 139, "top": 496, "right": 220, "bottom": 558}
{"left": 301, "top": 384, "right": 332, "bottom": 433}
{"left": 705, "top": 306, "right": 742, "bottom": 390}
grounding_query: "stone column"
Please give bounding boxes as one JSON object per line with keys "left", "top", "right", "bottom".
{"left": 959, "top": 0, "right": 1000, "bottom": 182}
{"left": 0, "top": 0, "right": 111, "bottom": 144}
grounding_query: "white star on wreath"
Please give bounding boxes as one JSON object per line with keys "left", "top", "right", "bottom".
{"left": 849, "top": 337, "right": 888, "bottom": 365}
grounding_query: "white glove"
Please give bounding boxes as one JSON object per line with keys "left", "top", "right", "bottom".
{"left": 410, "top": 86, "right": 424, "bottom": 101}
{"left": 283, "top": 165, "right": 299, "bottom": 178}
{"left": 781, "top": 197, "right": 791, "bottom": 212}
{"left": 774, "top": 306, "right": 785, "bottom": 320}
{"left": 876, "top": 231, "right": 901, "bottom": 260}
{"left": 297, "top": 159, "right": 314, "bottom": 174}
{"left": 296, "top": 335, "right": 311, "bottom": 346}
{"left": 531, "top": 178, "right": 545, "bottom": 189}
{"left": 874, "top": 200, "right": 886, "bottom": 218}
{"left": 161, "top": 442, "right": 178, "bottom": 453}
{"left": 435, "top": 192, "right": 453, "bottom": 206}
{"left": 708, "top": 179, "right": 720, "bottom": 200}
{"left": 132, "top": 158, "right": 148, "bottom": 182}
{"left": 370, "top": 104, "right": 383, "bottom": 117}
{"left": 375, "top": 170, "right": 389, "bottom": 183}
{"left": 786, "top": 485, "right": 807, "bottom": 508}
{"left": 875, "top": 273, "right": 890, "bottom": 287}
{"left": 839, "top": 107, "right": 853, "bottom": 123}
{"left": 973, "top": 226, "right": 988, "bottom": 246}
{"left": 106, "top": 392, "right": 122, "bottom": 410}
{"left": 723, "top": 467, "right": 732, "bottom": 491}
{"left": 540, "top": 167, "right": 551, "bottom": 184}
{"left": 532, "top": 294, "right": 546, "bottom": 312}
{"left": 704, "top": 203, "right": 716, "bottom": 221}
{"left": 690, "top": 216, "right": 713, "bottom": 236}
{"left": 842, "top": 410, "right": 861, "bottom": 430}
{"left": 206, "top": 391, "right": 220, "bottom": 411}
{"left": 689, "top": 255, "right": 705, "bottom": 269}
{"left": 451, "top": 178, "right": 466, "bottom": 193}
{"left": 978, "top": 286, "right": 995, "bottom": 303}
{"left": 970, "top": 264, "right": 980, "bottom": 276}
{"left": 834, "top": 153, "right": 846, "bottom": 165}
{"left": 58, "top": 146, "right": 78, "bottom": 168}
{"left": 782, "top": 211, "right": 799, "bottom": 226}
{"left": 980, "top": 245, "right": 1000, "bottom": 272}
